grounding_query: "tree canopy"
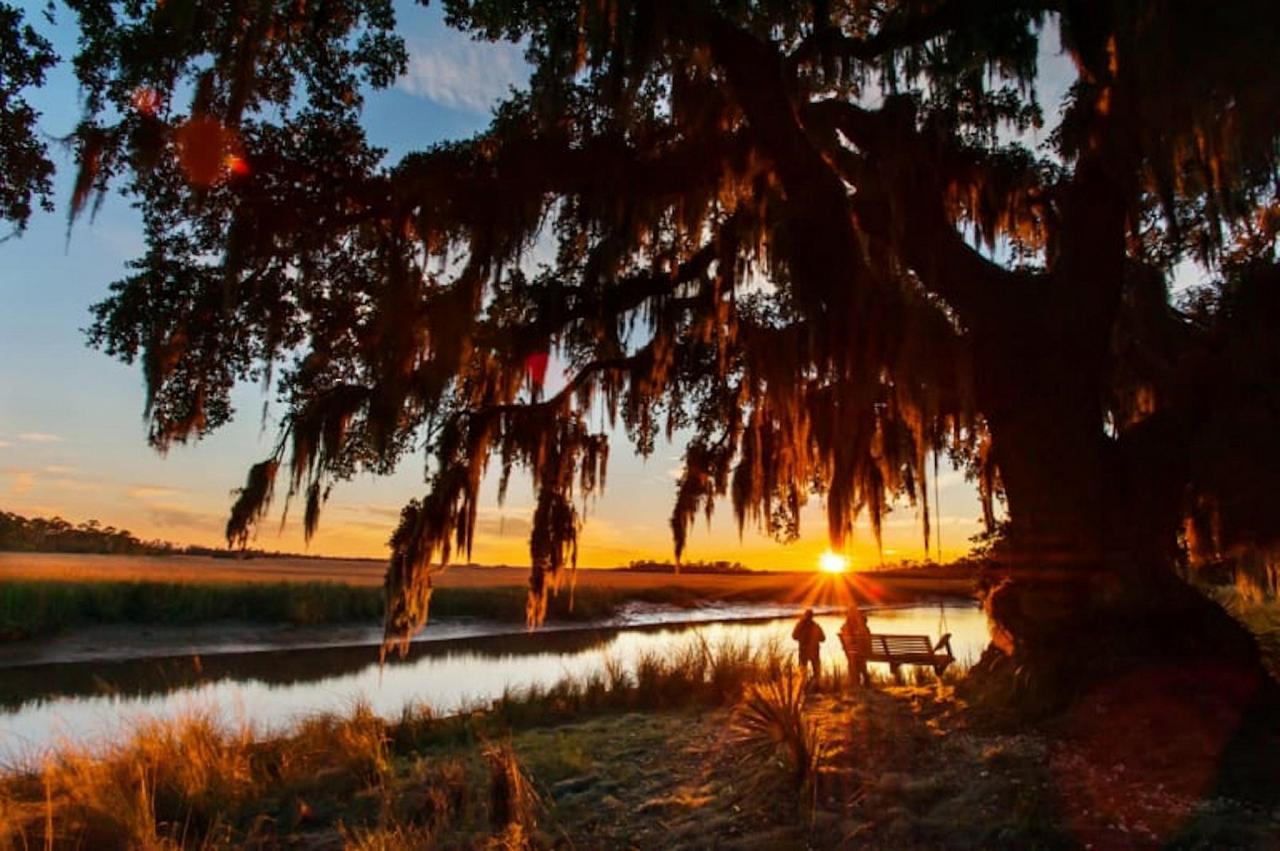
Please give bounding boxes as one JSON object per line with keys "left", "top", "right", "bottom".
{"left": 5, "top": 1, "right": 1279, "bottom": 653}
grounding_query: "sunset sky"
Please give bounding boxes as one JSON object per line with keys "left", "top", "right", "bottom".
{"left": 0, "top": 2, "right": 1007, "bottom": 570}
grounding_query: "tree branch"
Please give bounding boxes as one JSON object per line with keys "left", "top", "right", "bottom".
{"left": 787, "top": 0, "right": 1059, "bottom": 76}
{"left": 802, "top": 97, "right": 1042, "bottom": 327}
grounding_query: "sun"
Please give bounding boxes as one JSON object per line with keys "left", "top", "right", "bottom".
{"left": 818, "top": 550, "right": 849, "bottom": 574}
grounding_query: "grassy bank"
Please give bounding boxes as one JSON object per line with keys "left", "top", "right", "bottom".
{"left": 0, "top": 578, "right": 805, "bottom": 642}
{"left": 4, "top": 634, "right": 1274, "bottom": 850}
{"left": 0, "top": 639, "right": 815, "bottom": 848}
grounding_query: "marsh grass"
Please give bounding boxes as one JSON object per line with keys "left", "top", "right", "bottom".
{"left": 0, "top": 637, "right": 839, "bottom": 848}
{"left": 0, "top": 579, "right": 384, "bottom": 639}
{"left": 484, "top": 740, "right": 541, "bottom": 842}
{"left": 0, "top": 697, "right": 409, "bottom": 849}
{"left": 0, "top": 579, "right": 756, "bottom": 641}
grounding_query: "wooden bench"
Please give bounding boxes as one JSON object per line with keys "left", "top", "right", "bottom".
{"left": 844, "top": 632, "right": 954, "bottom": 677}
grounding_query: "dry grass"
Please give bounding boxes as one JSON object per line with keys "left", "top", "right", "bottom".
{"left": 0, "top": 699, "right": 400, "bottom": 850}
{"left": 339, "top": 821, "right": 438, "bottom": 850}
{"left": 0, "top": 637, "right": 849, "bottom": 849}
{"left": 483, "top": 740, "right": 541, "bottom": 849}
{"left": 1, "top": 552, "right": 974, "bottom": 643}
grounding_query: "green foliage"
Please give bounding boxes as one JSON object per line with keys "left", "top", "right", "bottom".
{"left": 0, "top": 2, "right": 56, "bottom": 235}
{"left": 624, "top": 558, "right": 753, "bottom": 574}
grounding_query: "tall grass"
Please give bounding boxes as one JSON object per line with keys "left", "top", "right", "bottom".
{"left": 483, "top": 740, "right": 541, "bottom": 848}
{"left": 0, "top": 579, "right": 383, "bottom": 639}
{"left": 0, "top": 700, "right": 394, "bottom": 849}
{"left": 0, "top": 637, "right": 827, "bottom": 848}
{"left": 0, "top": 579, "right": 775, "bottom": 641}
{"left": 1210, "top": 588, "right": 1280, "bottom": 678}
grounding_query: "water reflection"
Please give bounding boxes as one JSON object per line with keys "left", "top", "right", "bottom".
{"left": 0, "top": 603, "right": 986, "bottom": 757}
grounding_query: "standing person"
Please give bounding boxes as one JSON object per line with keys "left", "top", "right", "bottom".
{"left": 791, "top": 608, "right": 826, "bottom": 681}
{"left": 839, "top": 605, "right": 872, "bottom": 689}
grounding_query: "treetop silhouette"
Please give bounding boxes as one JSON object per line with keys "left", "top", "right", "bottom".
{"left": 5, "top": 1, "right": 1279, "bottom": 681}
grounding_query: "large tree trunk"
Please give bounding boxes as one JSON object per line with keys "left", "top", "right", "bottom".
{"left": 967, "top": 254, "right": 1275, "bottom": 720}
{"left": 950, "top": 87, "right": 1280, "bottom": 797}
{"left": 967, "top": 332, "right": 1280, "bottom": 804}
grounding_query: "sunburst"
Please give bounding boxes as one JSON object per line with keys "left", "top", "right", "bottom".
{"left": 818, "top": 550, "right": 849, "bottom": 574}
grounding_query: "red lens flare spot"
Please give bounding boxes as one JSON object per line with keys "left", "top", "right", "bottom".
{"left": 131, "top": 87, "right": 161, "bottom": 116}
{"left": 525, "top": 351, "right": 550, "bottom": 388}
{"left": 175, "top": 116, "right": 243, "bottom": 188}
{"left": 225, "top": 154, "right": 251, "bottom": 177}
{"left": 1052, "top": 664, "right": 1260, "bottom": 846}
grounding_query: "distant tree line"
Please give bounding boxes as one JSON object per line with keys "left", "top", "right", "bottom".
{"left": 624, "top": 559, "right": 755, "bottom": 575}
{"left": 0, "top": 510, "right": 383, "bottom": 561}
{"left": 0, "top": 511, "right": 177, "bottom": 555}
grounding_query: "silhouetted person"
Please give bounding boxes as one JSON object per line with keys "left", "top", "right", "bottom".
{"left": 838, "top": 605, "right": 872, "bottom": 689}
{"left": 791, "top": 608, "right": 826, "bottom": 680}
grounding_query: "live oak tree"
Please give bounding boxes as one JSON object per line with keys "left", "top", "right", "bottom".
{"left": 6, "top": 1, "right": 1279, "bottom": 697}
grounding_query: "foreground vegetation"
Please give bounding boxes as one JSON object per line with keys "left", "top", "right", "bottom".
{"left": 0, "top": 639, "right": 804, "bottom": 848}
{"left": 3, "top": 624, "right": 1278, "bottom": 849}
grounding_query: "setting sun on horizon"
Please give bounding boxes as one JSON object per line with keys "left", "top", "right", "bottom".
{"left": 817, "top": 550, "right": 850, "bottom": 574}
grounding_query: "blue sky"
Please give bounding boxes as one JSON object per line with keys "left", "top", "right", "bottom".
{"left": 0, "top": 1, "right": 994, "bottom": 568}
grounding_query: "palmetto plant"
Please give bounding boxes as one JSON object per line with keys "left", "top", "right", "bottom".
{"left": 729, "top": 670, "right": 826, "bottom": 810}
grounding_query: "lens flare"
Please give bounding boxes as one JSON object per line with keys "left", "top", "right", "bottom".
{"left": 818, "top": 550, "right": 848, "bottom": 574}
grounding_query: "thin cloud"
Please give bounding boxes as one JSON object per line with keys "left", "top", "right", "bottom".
{"left": 146, "top": 503, "right": 223, "bottom": 532}
{"left": 50, "top": 477, "right": 101, "bottom": 493}
{"left": 128, "top": 485, "right": 183, "bottom": 500}
{"left": 0, "top": 440, "right": 10, "bottom": 448}
{"left": 8, "top": 471, "right": 35, "bottom": 495}
{"left": 882, "top": 514, "right": 979, "bottom": 529}
{"left": 475, "top": 512, "right": 533, "bottom": 539}
{"left": 397, "top": 36, "right": 527, "bottom": 113}
{"left": 333, "top": 503, "right": 405, "bottom": 521}
{"left": 17, "top": 432, "right": 63, "bottom": 443}
{"left": 43, "top": 465, "right": 75, "bottom": 475}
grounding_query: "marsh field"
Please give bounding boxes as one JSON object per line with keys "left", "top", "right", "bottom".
{"left": 1, "top": 553, "right": 1278, "bottom": 848}
{"left": 0, "top": 551, "right": 974, "bottom": 594}
{"left": 0, "top": 552, "right": 974, "bottom": 642}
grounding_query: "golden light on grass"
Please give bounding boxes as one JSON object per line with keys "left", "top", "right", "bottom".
{"left": 818, "top": 550, "right": 849, "bottom": 574}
